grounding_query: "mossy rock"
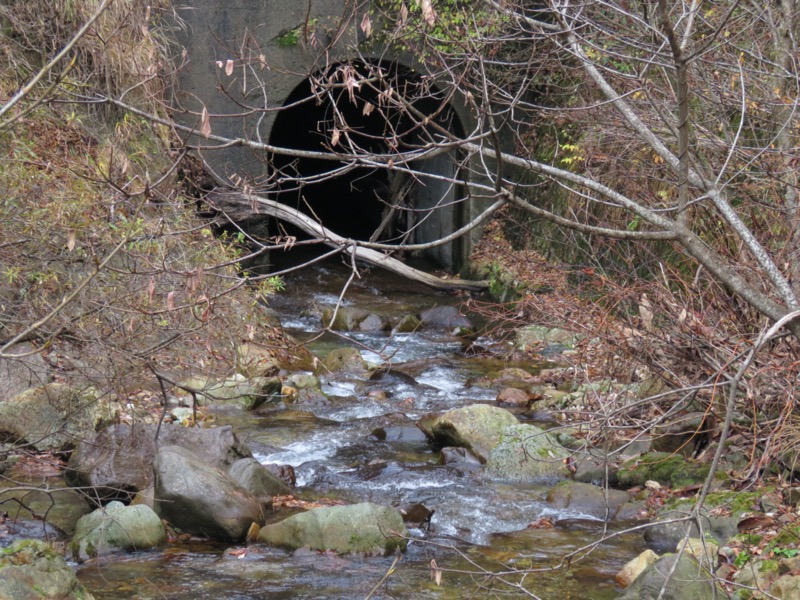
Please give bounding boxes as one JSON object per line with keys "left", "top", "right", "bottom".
{"left": 0, "top": 384, "right": 118, "bottom": 452}
{"left": 485, "top": 423, "right": 570, "bottom": 481}
{"left": 617, "top": 451, "right": 711, "bottom": 489}
{"left": 258, "top": 502, "right": 408, "bottom": 556}
{"left": 0, "top": 539, "right": 95, "bottom": 599}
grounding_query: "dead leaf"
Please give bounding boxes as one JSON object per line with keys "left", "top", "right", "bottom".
{"left": 362, "top": 102, "right": 374, "bottom": 116}
{"left": 430, "top": 559, "right": 442, "bottom": 585}
{"left": 737, "top": 515, "right": 776, "bottom": 533}
{"left": 421, "top": 0, "right": 436, "bottom": 25}
{"left": 225, "top": 59, "right": 234, "bottom": 76}
{"left": 147, "top": 276, "right": 155, "bottom": 304}
{"left": 166, "top": 291, "right": 175, "bottom": 311}
{"left": 360, "top": 13, "right": 372, "bottom": 38}
{"left": 400, "top": 2, "right": 409, "bottom": 25}
{"left": 331, "top": 127, "right": 340, "bottom": 147}
{"left": 66, "top": 231, "right": 76, "bottom": 252}
{"left": 639, "top": 293, "right": 654, "bottom": 332}
{"left": 200, "top": 106, "right": 212, "bottom": 139}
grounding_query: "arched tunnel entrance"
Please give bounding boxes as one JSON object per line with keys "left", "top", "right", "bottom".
{"left": 268, "top": 60, "right": 466, "bottom": 270}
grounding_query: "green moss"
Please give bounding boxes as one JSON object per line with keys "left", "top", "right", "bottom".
{"left": 617, "top": 451, "right": 711, "bottom": 488}
{"left": 758, "top": 559, "right": 780, "bottom": 574}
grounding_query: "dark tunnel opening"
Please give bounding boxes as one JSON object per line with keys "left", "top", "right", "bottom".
{"left": 267, "top": 60, "right": 465, "bottom": 267}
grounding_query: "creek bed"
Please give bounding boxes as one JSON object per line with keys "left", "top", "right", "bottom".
{"left": 73, "top": 259, "right": 643, "bottom": 598}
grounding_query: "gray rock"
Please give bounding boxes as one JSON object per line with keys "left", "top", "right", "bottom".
{"left": 154, "top": 445, "right": 264, "bottom": 541}
{"left": 392, "top": 314, "right": 422, "bottom": 333}
{"left": 2, "top": 486, "right": 91, "bottom": 535}
{"left": 70, "top": 501, "right": 166, "bottom": 562}
{"left": 0, "top": 343, "right": 50, "bottom": 401}
{"left": 0, "top": 539, "right": 95, "bottom": 600}
{"left": 0, "top": 383, "right": 118, "bottom": 452}
{"left": 228, "top": 457, "right": 291, "bottom": 505}
{"left": 66, "top": 423, "right": 252, "bottom": 504}
{"left": 425, "top": 404, "right": 519, "bottom": 461}
{"left": 235, "top": 343, "right": 281, "bottom": 377}
{"left": 643, "top": 510, "right": 738, "bottom": 552}
{"left": 484, "top": 423, "right": 570, "bottom": 481}
{"left": 258, "top": 502, "right": 408, "bottom": 555}
{"left": 652, "top": 412, "right": 714, "bottom": 456}
{"left": 515, "top": 325, "right": 582, "bottom": 352}
{"left": 419, "top": 306, "right": 473, "bottom": 330}
{"left": 317, "top": 347, "right": 368, "bottom": 374}
{"left": 546, "top": 481, "right": 637, "bottom": 520}
{"left": 183, "top": 374, "right": 282, "bottom": 410}
{"left": 618, "top": 553, "right": 729, "bottom": 599}
{"left": 321, "top": 307, "right": 386, "bottom": 331}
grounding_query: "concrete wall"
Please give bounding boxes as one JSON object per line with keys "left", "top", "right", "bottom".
{"left": 171, "top": 1, "right": 481, "bottom": 271}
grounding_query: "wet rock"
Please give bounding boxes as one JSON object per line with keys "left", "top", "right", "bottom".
{"left": 616, "top": 549, "right": 659, "bottom": 587}
{"left": 496, "top": 387, "right": 531, "bottom": 407}
{"left": 439, "top": 446, "right": 483, "bottom": 473}
{"left": 258, "top": 502, "right": 408, "bottom": 556}
{"left": 66, "top": 423, "right": 252, "bottom": 504}
{"left": 0, "top": 342, "right": 51, "bottom": 401}
{"left": 369, "top": 367, "right": 417, "bottom": 386}
{"left": 419, "top": 306, "right": 473, "bottom": 331}
{"left": 392, "top": 314, "right": 422, "bottom": 333}
{"left": 0, "top": 383, "right": 118, "bottom": 452}
{"left": 154, "top": 445, "right": 265, "bottom": 542}
{"left": 396, "top": 503, "right": 434, "bottom": 529}
{"left": 618, "top": 554, "right": 727, "bottom": 599}
{"left": 424, "top": 404, "right": 519, "bottom": 461}
{"left": 70, "top": 501, "right": 166, "bottom": 562}
{"left": 2, "top": 486, "right": 91, "bottom": 535}
{"left": 316, "top": 347, "right": 368, "bottom": 374}
{"left": 228, "top": 457, "right": 291, "bottom": 505}
{"left": 617, "top": 451, "right": 711, "bottom": 489}
{"left": 321, "top": 306, "right": 386, "bottom": 331}
{"left": 183, "top": 374, "right": 282, "bottom": 410}
{"left": 285, "top": 373, "right": 319, "bottom": 390}
{"left": 265, "top": 464, "right": 296, "bottom": 487}
{"left": 546, "top": 481, "right": 636, "bottom": 520}
{"left": 485, "top": 423, "right": 570, "bottom": 481}
{"left": 0, "top": 539, "right": 95, "bottom": 600}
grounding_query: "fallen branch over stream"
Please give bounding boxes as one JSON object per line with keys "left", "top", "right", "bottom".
{"left": 206, "top": 189, "right": 490, "bottom": 292}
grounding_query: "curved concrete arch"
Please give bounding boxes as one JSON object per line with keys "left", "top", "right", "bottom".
{"left": 172, "top": 1, "right": 477, "bottom": 270}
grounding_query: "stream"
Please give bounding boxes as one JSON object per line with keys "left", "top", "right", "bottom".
{"left": 47, "top": 259, "right": 645, "bottom": 598}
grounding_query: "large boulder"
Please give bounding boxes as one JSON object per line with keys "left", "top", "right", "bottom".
{"left": 546, "top": 481, "right": 640, "bottom": 520}
{"left": 0, "top": 539, "right": 95, "bottom": 600}
{"left": 154, "top": 445, "right": 264, "bottom": 541}
{"left": 484, "top": 422, "right": 570, "bottom": 481}
{"left": 70, "top": 501, "right": 166, "bottom": 562}
{"left": 65, "top": 423, "right": 252, "bottom": 504}
{"left": 618, "top": 553, "right": 729, "bottom": 599}
{"left": 0, "top": 383, "right": 118, "bottom": 452}
{"left": 258, "top": 502, "right": 408, "bottom": 556}
{"left": 2, "top": 486, "right": 91, "bottom": 535}
{"left": 316, "top": 348, "right": 368, "bottom": 374}
{"left": 419, "top": 306, "right": 473, "bottom": 331}
{"left": 228, "top": 457, "right": 291, "bottom": 506}
{"left": 422, "top": 404, "right": 519, "bottom": 461}
{"left": 182, "top": 374, "right": 282, "bottom": 410}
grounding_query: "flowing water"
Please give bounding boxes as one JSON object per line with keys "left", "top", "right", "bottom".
{"left": 32, "top": 258, "right": 644, "bottom": 598}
